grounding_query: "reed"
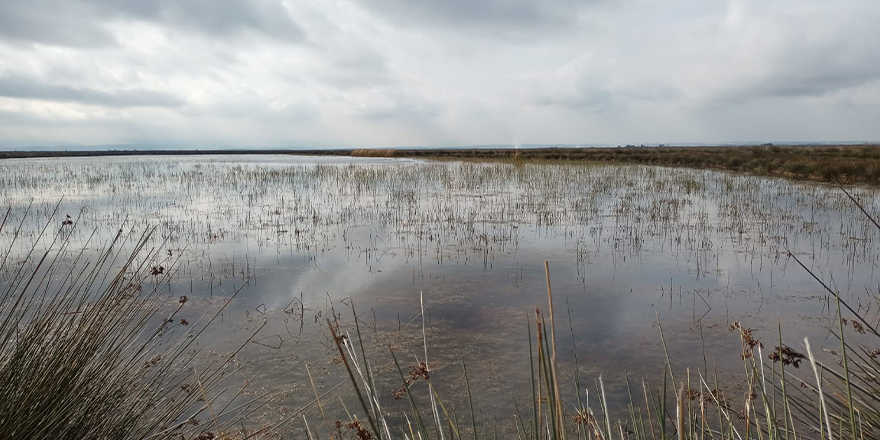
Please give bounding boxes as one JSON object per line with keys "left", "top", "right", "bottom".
{"left": 0, "top": 212, "right": 267, "bottom": 439}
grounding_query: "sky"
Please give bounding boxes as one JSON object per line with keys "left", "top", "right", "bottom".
{"left": 0, "top": 0, "right": 878, "bottom": 149}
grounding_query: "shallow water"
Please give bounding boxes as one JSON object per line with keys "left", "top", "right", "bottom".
{"left": 2, "top": 154, "right": 879, "bottom": 435}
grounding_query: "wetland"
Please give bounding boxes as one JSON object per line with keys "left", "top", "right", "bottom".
{"left": 2, "top": 154, "right": 879, "bottom": 439}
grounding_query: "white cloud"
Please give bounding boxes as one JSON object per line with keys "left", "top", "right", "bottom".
{"left": 0, "top": 0, "right": 877, "bottom": 148}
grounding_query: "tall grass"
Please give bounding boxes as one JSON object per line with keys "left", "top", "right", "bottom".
{"left": 0, "top": 210, "right": 266, "bottom": 439}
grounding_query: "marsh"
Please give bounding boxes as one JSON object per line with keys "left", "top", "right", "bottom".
{"left": 1, "top": 154, "right": 877, "bottom": 436}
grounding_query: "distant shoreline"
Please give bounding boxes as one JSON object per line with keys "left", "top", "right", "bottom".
{"left": 3, "top": 144, "right": 880, "bottom": 185}
{"left": 0, "top": 149, "right": 354, "bottom": 159}
{"left": 0, "top": 143, "right": 876, "bottom": 159}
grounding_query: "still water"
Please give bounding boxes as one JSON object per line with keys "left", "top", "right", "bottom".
{"left": 1, "top": 154, "right": 878, "bottom": 435}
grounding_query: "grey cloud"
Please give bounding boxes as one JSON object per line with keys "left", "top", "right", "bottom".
{"left": 707, "top": 47, "right": 880, "bottom": 107}
{"left": 187, "top": 98, "right": 318, "bottom": 122}
{"left": 2, "top": 0, "right": 880, "bottom": 149}
{"left": 535, "top": 88, "right": 613, "bottom": 111}
{"left": 746, "top": 43, "right": 880, "bottom": 101}
{"left": 98, "top": 0, "right": 304, "bottom": 41}
{"left": 0, "top": 0, "right": 304, "bottom": 47}
{"left": 315, "top": 50, "right": 393, "bottom": 90}
{"left": 357, "top": 0, "right": 600, "bottom": 38}
{"left": 0, "top": 75, "right": 185, "bottom": 107}
{"left": 345, "top": 89, "right": 443, "bottom": 120}
{"left": 528, "top": 58, "right": 620, "bottom": 111}
{"left": 534, "top": 2, "right": 880, "bottom": 113}
{"left": 535, "top": 82, "right": 681, "bottom": 111}
{"left": 754, "top": 71, "right": 880, "bottom": 100}
{"left": 703, "top": 3, "right": 880, "bottom": 106}
{"left": 0, "top": 1, "right": 116, "bottom": 46}
{"left": 0, "top": 108, "right": 56, "bottom": 127}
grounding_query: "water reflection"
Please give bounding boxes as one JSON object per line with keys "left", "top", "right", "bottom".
{"left": 1, "top": 154, "right": 877, "bottom": 435}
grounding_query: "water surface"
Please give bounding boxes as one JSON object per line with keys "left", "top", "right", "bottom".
{"left": 2, "top": 155, "right": 878, "bottom": 435}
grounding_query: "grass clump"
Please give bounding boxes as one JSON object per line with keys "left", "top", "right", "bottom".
{"left": 0, "top": 209, "right": 257, "bottom": 439}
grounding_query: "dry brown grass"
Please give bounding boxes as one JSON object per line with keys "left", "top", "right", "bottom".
{"left": 350, "top": 149, "right": 397, "bottom": 158}
{"left": 392, "top": 145, "right": 880, "bottom": 185}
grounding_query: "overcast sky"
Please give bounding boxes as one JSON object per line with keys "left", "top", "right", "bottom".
{"left": 0, "top": 0, "right": 878, "bottom": 149}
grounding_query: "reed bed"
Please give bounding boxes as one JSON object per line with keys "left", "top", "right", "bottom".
{"left": 386, "top": 145, "right": 880, "bottom": 186}
{"left": 351, "top": 149, "right": 398, "bottom": 158}
{"left": 1, "top": 157, "right": 876, "bottom": 282}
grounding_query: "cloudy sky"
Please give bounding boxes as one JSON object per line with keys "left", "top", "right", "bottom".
{"left": 0, "top": 0, "right": 878, "bottom": 149}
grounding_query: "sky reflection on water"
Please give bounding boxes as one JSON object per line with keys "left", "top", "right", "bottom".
{"left": 2, "top": 155, "right": 878, "bottom": 433}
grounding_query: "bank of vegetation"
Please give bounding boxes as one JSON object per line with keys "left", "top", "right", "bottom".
{"left": 392, "top": 145, "right": 880, "bottom": 186}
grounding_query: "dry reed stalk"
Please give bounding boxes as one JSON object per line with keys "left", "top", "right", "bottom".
{"left": 677, "top": 384, "right": 685, "bottom": 440}
{"left": 307, "top": 363, "right": 335, "bottom": 440}
{"left": 194, "top": 365, "right": 222, "bottom": 436}
{"left": 327, "top": 318, "right": 379, "bottom": 438}
{"left": 421, "top": 289, "right": 445, "bottom": 440}
{"left": 544, "top": 261, "right": 565, "bottom": 440}
{"left": 805, "top": 338, "right": 833, "bottom": 440}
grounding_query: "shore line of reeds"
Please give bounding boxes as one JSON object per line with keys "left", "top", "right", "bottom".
{"left": 393, "top": 145, "right": 880, "bottom": 186}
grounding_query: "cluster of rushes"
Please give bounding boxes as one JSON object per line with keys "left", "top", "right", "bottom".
{"left": 1, "top": 187, "right": 880, "bottom": 440}
{"left": 0, "top": 204, "right": 280, "bottom": 439}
